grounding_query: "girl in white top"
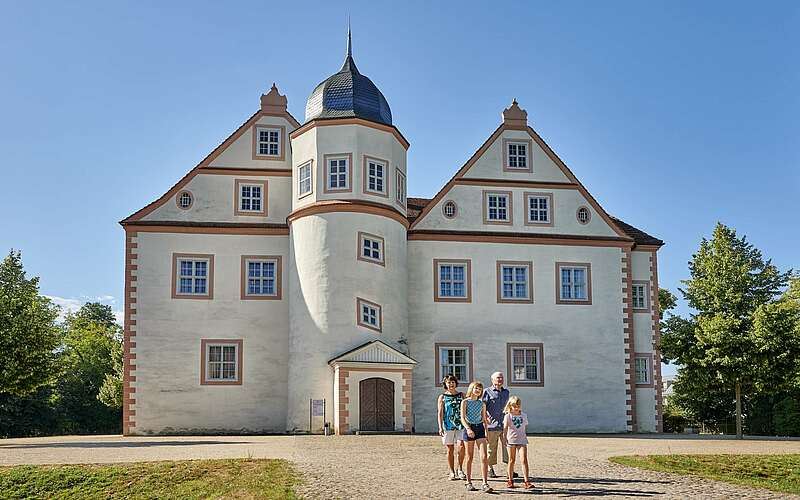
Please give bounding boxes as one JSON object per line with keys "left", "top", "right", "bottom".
{"left": 503, "top": 395, "right": 533, "bottom": 489}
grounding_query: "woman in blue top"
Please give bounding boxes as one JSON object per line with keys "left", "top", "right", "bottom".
{"left": 437, "top": 374, "right": 466, "bottom": 481}
{"left": 460, "top": 381, "right": 493, "bottom": 493}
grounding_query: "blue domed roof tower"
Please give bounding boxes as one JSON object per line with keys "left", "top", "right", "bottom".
{"left": 304, "top": 29, "right": 392, "bottom": 126}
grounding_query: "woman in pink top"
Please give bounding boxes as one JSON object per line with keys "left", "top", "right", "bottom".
{"left": 503, "top": 396, "right": 533, "bottom": 489}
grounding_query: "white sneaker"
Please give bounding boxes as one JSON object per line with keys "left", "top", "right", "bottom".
{"left": 457, "top": 469, "right": 467, "bottom": 480}
{"left": 449, "top": 471, "right": 457, "bottom": 481}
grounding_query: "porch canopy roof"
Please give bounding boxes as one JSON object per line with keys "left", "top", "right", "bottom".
{"left": 328, "top": 340, "right": 417, "bottom": 370}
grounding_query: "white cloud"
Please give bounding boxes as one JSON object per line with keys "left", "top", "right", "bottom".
{"left": 45, "top": 295, "right": 123, "bottom": 325}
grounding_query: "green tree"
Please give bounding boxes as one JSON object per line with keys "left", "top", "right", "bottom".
{"left": 52, "top": 303, "right": 122, "bottom": 433}
{"left": 0, "top": 250, "right": 62, "bottom": 396}
{"left": 658, "top": 288, "right": 677, "bottom": 320}
{"left": 661, "top": 223, "right": 796, "bottom": 438}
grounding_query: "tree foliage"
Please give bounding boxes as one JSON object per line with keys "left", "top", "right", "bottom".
{"left": 661, "top": 223, "right": 799, "bottom": 435}
{"left": 0, "top": 296, "right": 122, "bottom": 437}
{"left": 0, "top": 250, "right": 62, "bottom": 396}
{"left": 658, "top": 288, "right": 677, "bottom": 320}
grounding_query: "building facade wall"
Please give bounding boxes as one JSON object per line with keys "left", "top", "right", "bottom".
{"left": 130, "top": 231, "right": 289, "bottom": 434}
{"left": 407, "top": 239, "right": 629, "bottom": 433}
{"left": 143, "top": 173, "right": 292, "bottom": 224}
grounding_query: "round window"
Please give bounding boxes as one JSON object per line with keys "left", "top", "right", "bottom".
{"left": 177, "top": 191, "right": 193, "bottom": 210}
{"left": 442, "top": 200, "right": 458, "bottom": 219}
{"left": 576, "top": 206, "right": 591, "bottom": 225}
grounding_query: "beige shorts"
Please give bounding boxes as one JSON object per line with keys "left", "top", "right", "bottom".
{"left": 442, "top": 429, "right": 464, "bottom": 446}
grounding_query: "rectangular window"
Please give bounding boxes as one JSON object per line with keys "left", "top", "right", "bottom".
{"left": 252, "top": 125, "right": 285, "bottom": 160}
{"left": 434, "top": 259, "right": 471, "bottom": 302}
{"left": 556, "top": 262, "right": 592, "bottom": 304}
{"left": 234, "top": 179, "right": 268, "bottom": 216}
{"left": 356, "top": 297, "right": 382, "bottom": 333}
{"left": 241, "top": 255, "right": 282, "bottom": 300}
{"left": 435, "top": 343, "right": 473, "bottom": 387}
{"left": 503, "top": 138, "right": 533, "bottom": 172}
{"left": 632, "top": 281, "right": 650, "bottom": 311}
{"left": 497, "top": 261, "right": 533, "bottom": 303}
{"left": 395, "top": 169, "right": 406, "bottom": 206}
{"left": 298, "top": 161, "right": 313, "bottom": 198}
{"left": 357, "top": 232, "right": 385, "bottom": 266}
{"left": 324, "top": 154, "right": 352, "bottom": 193}
{"left": 483, "top": 191, "right": 512, "bottom": 224}
{"left": 524, "top": 192, "right": 552, "bottom": 226}
{"left": 507, "top": 343, "right": 544, "bottom": 387}
{"left": 363, "top": 156, "right": 388, "bottom": 196}
{"left": 508, "top": 143, "right": 527, "bottom": 168}
{"left": 172, "top": 253, "right": 214, "bottom": 299}
{"left": 201, "top": 339, "right": 242, "bottom": 385}
{"left": 634, "top": 353, "right": 653, "bottom": 386}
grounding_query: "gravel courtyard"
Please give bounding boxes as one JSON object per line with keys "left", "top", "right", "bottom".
{"left": 1, "top": 434, "right": 798, "bottom": 499}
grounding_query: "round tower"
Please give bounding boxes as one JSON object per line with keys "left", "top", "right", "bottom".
{"left": 286, "top": 32, "right": 411, "bottom": 433}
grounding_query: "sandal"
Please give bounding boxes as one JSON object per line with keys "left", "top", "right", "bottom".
{"left": 506, "top": 479, "right": 516, "bottom": 488}
{"left": 523, "top": 481, "right": 534, "bottom": 489}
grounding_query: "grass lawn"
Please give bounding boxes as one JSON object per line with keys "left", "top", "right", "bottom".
{"left": 0, "top": 458, "right": 300, "bottom": 500}
{"left": 610, "top": 454, "right": 800, "bottom": 495}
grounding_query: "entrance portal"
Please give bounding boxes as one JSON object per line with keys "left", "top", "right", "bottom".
{"left": 359, "top": 378, "right": 394, "bottom": 431}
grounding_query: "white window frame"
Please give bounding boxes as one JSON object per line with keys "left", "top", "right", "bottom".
{"left": 176, "top": 257, "right": 211, "bottom": 297}
{"left": 577, "top": 206, "right": 591, "bottom": 225}
{"left": 498, "top": 262, "right": 532, "bottom": 302}
{"left": 243, "top": 257, "right": 279, "bottom": 298}
{"left": 442, "top": 200, "right": 458, "bottom": 219}
{"left": 201, "top": 340, "right": 242, "bottom": 384}
{"left": 631, "top": 281, "right": 650, "bottom": 311}
{"left": 484, "top": 191, "right": 512, "bottom": 224}
{"left": 357, "top": 297, "right": 382, "bottom": 333}
{"left": 508, "top": 343, "right": 544, "bottom": 387}
{"left": 256, "top": 126, "right": 281, "bottom": 157}
{"left": 357, "top": 232, "right": 385, "bottom": 266}
{"left": 238, "top": 183, "right": 264, "bottom": 213}
{"left": 634, "top": 354, "right": 653, "bottom": 386}
{"left": 506, "top": 141, "right": 529, "bottom": 169}
{"left": 298, "top": 161, "right": 313, "bottom": 198}
{"left": 524, "top": 193, "right": 552, "bottom": 225}
{"left": 395, "top": 168, "right": 406, "bottom": 206}
{"left": 434, "top": 260, "right": 471, "bottom": 302}
{"left": 364, "top": 157, "right": 388, "bottom": 196}
{"left": 436, "top": 344, "right": 472, "bottom": 387}
{"left": 556, "top": 263, "right": 591, "bottom": 304}
{"left": 325, "top": 155, "right": 350, "bottom": 192}
{"left": 177, "top": 190, "right": 193, "bottom": 210}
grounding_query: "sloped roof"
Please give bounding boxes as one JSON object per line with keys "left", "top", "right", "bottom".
{"left": 328, "top": 340, "right": 417, "bottom": 365}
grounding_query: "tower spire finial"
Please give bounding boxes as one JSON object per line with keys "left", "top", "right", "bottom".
{"left": 347, "top": 17, "right": 352, "bottom": 57}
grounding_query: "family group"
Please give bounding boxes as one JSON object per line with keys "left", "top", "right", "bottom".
{"left": 436, "top": 371, "right": 534, "bottom": 493}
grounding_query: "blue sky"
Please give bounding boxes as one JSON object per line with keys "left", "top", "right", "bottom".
{"left": 1, "top": 2, "right": 798, "bottom": 377}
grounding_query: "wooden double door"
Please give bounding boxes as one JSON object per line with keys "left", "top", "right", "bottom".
{"left": 359, "top": 378, "right": 395, "bottom": 431}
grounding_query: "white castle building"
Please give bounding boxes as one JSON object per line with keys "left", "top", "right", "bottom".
{"left": 120, "top": 35, "right": 664, "bottom": 435}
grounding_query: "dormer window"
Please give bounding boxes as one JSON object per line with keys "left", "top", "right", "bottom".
{"left": 363, "top": 156, "right": 388, "bottom": 197}
{"left": 252, "top": 125, "right": 285, "bottom": 160}
{"left": 503, "top": 139, "right": 532, "bottom": 172}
